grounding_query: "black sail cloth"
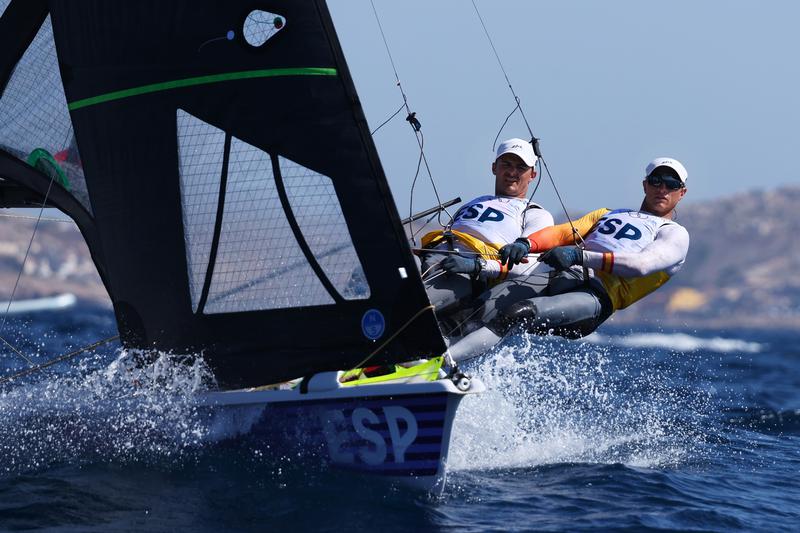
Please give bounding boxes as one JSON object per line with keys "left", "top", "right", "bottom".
{"left": 0, "top": 0, "right": 444, "bottom": 387}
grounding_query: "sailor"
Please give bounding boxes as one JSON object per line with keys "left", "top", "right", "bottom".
{"left": 420, "top": 138, "right": 554, "bottom": 315}
{"left": 447, "top": 157, "right": 690, "bottom": 362}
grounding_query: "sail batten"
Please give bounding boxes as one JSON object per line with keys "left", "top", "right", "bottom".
{"left": 67, "top": 67, "right": 338, "bottom": 111}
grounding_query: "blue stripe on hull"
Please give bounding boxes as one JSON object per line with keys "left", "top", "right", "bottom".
{"left": 339, "top": 466, "right": 440, "bottom": 477}
{"left": 350, "top": 460, "right": 440, "bottom": 470}
{"left": 339, "top": 443, "right": 445, "bottom": 456}
{"left": 249, "top": 392, "right": 453, "bottom": 478}
{"left": 272, "top": 392, "right": 448, "bottom": 409}
{"left": 345, "top": 427, "right": 444, "bottom": 440}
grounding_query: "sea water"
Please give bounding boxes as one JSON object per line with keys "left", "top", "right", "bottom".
{"left": 0, "top": 305, "right": 798, "bottom": 531}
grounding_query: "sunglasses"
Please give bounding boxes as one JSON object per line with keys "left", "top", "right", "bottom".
{"left": 498, "top": 159, "right": 532, "bottom": 173}
{"left": 646, "top": 174, "right": 684, "bottom": 191}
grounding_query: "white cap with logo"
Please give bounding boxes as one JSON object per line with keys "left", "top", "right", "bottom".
{"left": 645, "top": 157, "right": 688, "bottom": 184}
{"left": 496, "top": 138, "right": 537, "bottom": 167}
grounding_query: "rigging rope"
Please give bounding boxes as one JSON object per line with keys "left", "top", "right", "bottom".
{"left": 0, "top": 175, "right": 58, "bottom": 368}
{"left": 410, "top": 209, "right": 444, "bottom": 242}
{"left": 469, "top": 0, "right": 586, "bottom": 253}
{"left": 0, "top": 181, "right": 120, "bottom": 381}
{"left": 368, "top": 0, "right": 454, "bottom": 242}
{"left": 492, "top": 100, "right": 522, "bottom": 152}
{"left": 0, "top": 334, "right": 120, "bottom": 386}
{"left": 370, "top": 102, "right": 405, "bottom": 136}
{"left": 0, "top": 203, "right": 124, "bottom": 386}
{"left": 397, "top": 0, "right": 592, "bottom": 341}
{"left": 470, "top": 0, "right": 536, "bottom": 140}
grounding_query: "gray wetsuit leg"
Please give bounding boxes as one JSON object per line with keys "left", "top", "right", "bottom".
{"left": 468, "top": 271, "right": 550, "bottom": 325}
{"left": 444, "top": 264, "right": 551, "bottom": 362}
{"left": 499, "top": 275, "right": 613, "bottom": 339}
{"left": 448, "top": 272, "right": 612, "bottom": 363}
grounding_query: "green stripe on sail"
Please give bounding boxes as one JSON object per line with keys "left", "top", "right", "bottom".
{"left": 67, "top": 67, "right": 338, "bottom": 111}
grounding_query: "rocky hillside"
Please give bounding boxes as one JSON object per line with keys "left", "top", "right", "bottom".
{"left": 0, "top": 214, "right": 109, "bottom": 304}
{"left": 0, "top": 185, "right": 798, "bottom": 327}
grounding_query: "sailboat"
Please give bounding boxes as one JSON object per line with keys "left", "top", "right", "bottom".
{"left": 0, "top": 1, "right": 483, "bottom": 490}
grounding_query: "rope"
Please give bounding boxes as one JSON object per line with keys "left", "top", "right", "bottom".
{"left": 469, "top": 0, "right": 586, "bottom": 270}
{"left": 0, "top": 174, "right": 58, "bottom": 367}
{"left": 492, "top": 100, "right": 522, "bottom": 151}
{"left": 370, "top": 102, "right": 405, "bottom": 136}
{"left": 420, "top": 256, "right": 444, "bottom": 281}
{"left": 368, "top": 0, "right": 454, "bottom": 239}
{"left": 410, "top": 210, "right": 440, "bottom": 241}
{"left": 539, "top": 157, "right": 585, "bottom": 248}
{"left": 346, "top": 304, "right": 436, "bottom": 373}
{"left": 0, "top": 335, "right": 120, "bottom": 386}
{"left": 0, "top": 334, "right": 36, "bottom": 367}
{"left": 470, "top": 0, "right": 536, "bottom": 139}
{"left": 369, "top": 0, "right": 404, "bottom": 96}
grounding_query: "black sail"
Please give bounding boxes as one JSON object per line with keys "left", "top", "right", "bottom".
{"left": 0, "top": 0, "right": 446, "bottom": 387}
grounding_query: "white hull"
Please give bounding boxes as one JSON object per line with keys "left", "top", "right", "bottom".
{"left": 199, "top": 371, "right": 483, "bottom": 492}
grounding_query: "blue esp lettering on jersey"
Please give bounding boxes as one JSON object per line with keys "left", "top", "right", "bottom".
{"left": 597, "top": 218, "right": 622, "bottom": 235}
{"left": 459, "top": 204, "right": 482, "bottom": 220}
{"left": 615, "top": 223, "right": 642, "bottom": 240}
{"left": 477, "top": 207, "right": 504, "bottom": 223}
{"left": 459, "top": 204, "right": 504, "bottom": 223}
{"left": 595, "top": 218, "right": 642, "bottom": 240}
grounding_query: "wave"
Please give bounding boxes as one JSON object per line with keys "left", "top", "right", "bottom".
{"left": 0, "top": 350, "right": 214, "bottom": 474}
{"left": 0, "top": 293, "right": 77, "bottom": 314}
{"left": 725, "top": 407, "right": 800, "bottom": 434}
{"left": 0, "top": 331, "right": 717, "bottom": 479}
{"left": 449, "top": 334, "right": 713, "bottom": 472}
{"left": 583, "top": 332, "right": 764, "bottom": 353}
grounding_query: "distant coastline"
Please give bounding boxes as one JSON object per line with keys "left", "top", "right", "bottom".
{"left": 1, "top": 185, "right": 798, "bottom": 329}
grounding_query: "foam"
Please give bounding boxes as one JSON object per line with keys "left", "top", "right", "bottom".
{"left": 584, "top": 332, "right": 763, "bottom": 353}
{"left": 0, "top": 350, "right": 214, "bottom": 473}
{"left": 448, "top": 333, "right": 711, "bottom": 471}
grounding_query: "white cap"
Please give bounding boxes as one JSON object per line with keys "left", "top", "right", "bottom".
{"left": 496, "top": 138, "right": 537, "bottom": 167}
{"left": 645, "top": 157, "right": 688, "bottom": 184}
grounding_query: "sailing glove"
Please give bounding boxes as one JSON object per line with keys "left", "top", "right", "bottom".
{"left": 440, "top": 254, "right": 480, "bottom": 275}
{"left": 538, "top": 246, "right": 583, "bottom": 271}
{"left": 498, "top": 238, "right": 531, "bottom": 266}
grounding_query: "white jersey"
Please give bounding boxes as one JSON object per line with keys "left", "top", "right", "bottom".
{"left": 583, "top": 209, "right": 688, "bottom": 277}
{"left": 520, "top": 207, "right": 689, "bottom": 309}
{"left": 451, "top": 195, "right": 554, "bottom": 247}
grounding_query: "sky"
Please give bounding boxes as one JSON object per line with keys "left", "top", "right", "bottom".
{"left": 327, "top": 0, "right": 800, "bottom": 216}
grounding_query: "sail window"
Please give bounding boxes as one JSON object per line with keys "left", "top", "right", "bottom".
{"left": 242, "top": 10, "right": 286, "bottom": 47}
{"left": 0, "top": 1, "right": 9, "bottom": 18}
{"left": 177, "top": 110, "right": 369, "bottom": 314}
{"left": 203, "top": 137, "right": 334, "bottom": 313}
{"left": 280, "top": 157, "right": 370, "bottom": 300}
{"left": 176, "top": 110, "right": 226, "bottom": 311}
{"left": 0, "top": 15, "right": 92, "bottom": 213}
